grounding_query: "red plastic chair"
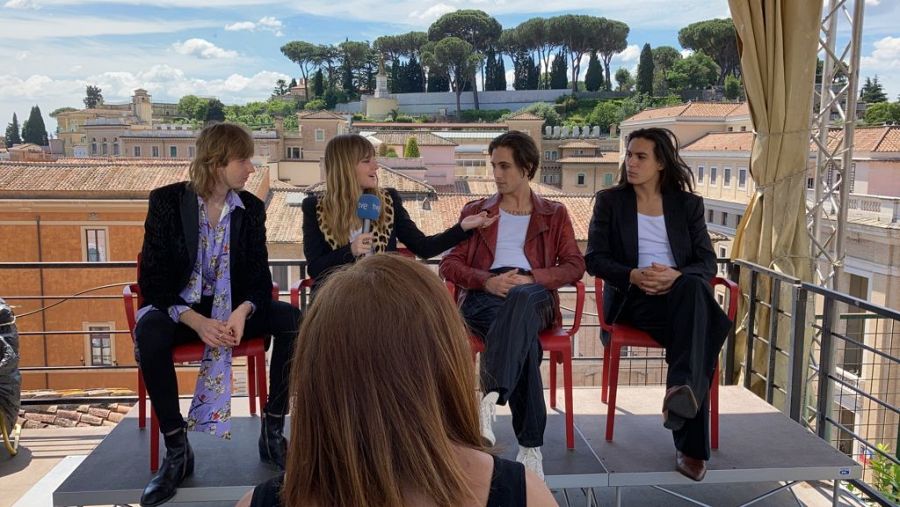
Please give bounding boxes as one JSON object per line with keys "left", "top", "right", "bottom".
{"left": 446, "top": 280, "right": 585, "bottom": 450}
{"left": 122, "top": 283, "right": 279, "bottom": 471}
{"left": 594, "top": 276, "right": 738, "bottom": 448}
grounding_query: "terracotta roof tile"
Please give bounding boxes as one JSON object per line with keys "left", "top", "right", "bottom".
{"left": 298, "top": 110, "right": 346, "bottom": 120}
{"left": 557, "top": 154, "right": 620, "bottom": 164}
{"left": 876, "top": 127, "right": 900, "bottom": 152}
{"left": 625, "top": 102, "right": 747, "bottom": 123}
{"left": 432, "top": 178, "right": 565, "bottom": 196}
{"left": 303, "top": 165, "right": 435, "bottom": 194}
{"left": 505, "top": 112, "right": 544, "bottom": 121}
{"left": 683, "top": 132, "right": 755, "bottom": 152}
{"left": 0, "top": 159, "right": 267, "bottom": 198}
{"left": 559, "top": 140, "right": 601, "bottom": 149}
{"left": 265, "top": 188, "right": 306, "bottom": 244}
{"left": 371, "top": 131, "right": 457, "bottom": 146}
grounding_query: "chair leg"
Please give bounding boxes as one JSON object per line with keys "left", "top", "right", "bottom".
{"left": 563, "top": 348, "right": 575, "bottom": 450}
{"left": 138, "top": 371, "right": 147, "bottom": 430}
{"left": 711, "top": 363, "right": 720, "bottom": 450}
{"left": 601, "top": 342, "right": 610, "bottom": 404}
{"left": 248, "top": 355, "right": 257, "bottom": 416}
{"left": 605, "top": 343, "right": 622, "bottom": 442}
{"left": 256, "top": 351, "right": 268, "bottom": 414}
{"left": 150, "top": 407, "right": 160, "bottom": 472}
{"left": 549, "top": 351, "right": 558, "bottom": 410}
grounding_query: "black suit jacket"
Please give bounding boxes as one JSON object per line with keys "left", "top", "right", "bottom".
{"left": 138, "top": 181, "right": 272, "bottom": 315}
{"left": 584, "top": 185, "right": 716, "bottom": 327}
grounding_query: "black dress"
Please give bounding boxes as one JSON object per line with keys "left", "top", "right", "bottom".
{"left": 249, "top": 454, "right": 527, "bottom": 507}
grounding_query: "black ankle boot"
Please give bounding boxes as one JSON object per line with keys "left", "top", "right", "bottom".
{"left": 258, "top": 411, "right": 287, "bottom": 470}
{"left": 141, "top": 426, "right": 194, "bottom": 507}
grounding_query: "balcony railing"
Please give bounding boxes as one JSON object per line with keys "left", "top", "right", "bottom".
{"left": 1, "top": 257, "right": 897, "bottom": 504}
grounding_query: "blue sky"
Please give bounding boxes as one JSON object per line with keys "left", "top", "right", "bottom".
{"left": 2, "top": 0, "right": 897, "bottom": 134}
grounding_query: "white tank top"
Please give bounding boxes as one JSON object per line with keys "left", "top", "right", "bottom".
{"left": 637, "top": 213, "right": 676, "bottom": 268}
{"left": 490, "top": 209, "right": 532, "bottom": 271}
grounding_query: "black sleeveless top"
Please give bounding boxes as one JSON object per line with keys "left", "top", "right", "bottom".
{"left": 249, "top": 454, "right": 527, "bottom": 506}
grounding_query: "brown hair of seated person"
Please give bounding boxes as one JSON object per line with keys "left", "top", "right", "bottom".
{"left": 282, "top": 254, "right": 485, "bottom": 507}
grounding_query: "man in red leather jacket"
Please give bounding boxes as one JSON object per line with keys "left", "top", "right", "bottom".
{"left": 440, "top": 131, "right": 584, "bottom": 479}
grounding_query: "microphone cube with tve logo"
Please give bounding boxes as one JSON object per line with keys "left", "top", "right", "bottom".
{"left": 357, "top": 194, "right": 381, "bottom": 221}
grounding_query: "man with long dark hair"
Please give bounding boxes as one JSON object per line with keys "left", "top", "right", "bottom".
{"left": 585, "top": 127, "right": 732, "bottom": 481}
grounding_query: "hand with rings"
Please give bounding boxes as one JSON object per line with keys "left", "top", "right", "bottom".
{"left": 351, "top": 232, "right": 375, "bottom": 257}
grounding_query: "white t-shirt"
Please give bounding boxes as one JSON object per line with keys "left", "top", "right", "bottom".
{"left": 637, "top": 213, "right": 677, "bottom": 268}
{"left": 489, "top": 209, "right": 532, "bottom": 271}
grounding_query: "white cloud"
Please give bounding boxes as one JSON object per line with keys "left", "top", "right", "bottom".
{"left": 865, "top": 0, "right": 880, "bottom": 6}
{"left": 861, "top": 36, "right": 900, "bottom": 70}
{"left": 3, "top": 0, "right": 38, "bottom": 8}
{"left": 15, "top": 51, "right": 29, "bottom": 61}
{"left": 225, "top": 16, "right": 283, "bottom": 36}
{"left": 408, "top": 3, "right": 455, "bottom": 21}
{"left": 172, "top": 39, "right": 239, "bottom": 59}
{"left": 0, "top": 13, "right": 215, "bottom": 39}
{"left": 680, "top": 49, "right": 694, "bottom": 58}
{"left": 617, "top": 45, "right": 641, "bottom": 63}
{"left": 225, "top": 21, "right": 256, "bottom": 31}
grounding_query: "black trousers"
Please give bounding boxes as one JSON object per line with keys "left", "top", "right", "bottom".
{"left": 617, "top": 275, "right": 732, "bottom": 460}
{"left": 135, "top": 299, "right": 301, "bottom": 434}
{"left": 461, "top": 283, "right": 555, "bottom": 448}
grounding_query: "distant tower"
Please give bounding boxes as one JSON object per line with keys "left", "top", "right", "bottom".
{"left": 132, "top": 89, "right": 152, "bottom": 124}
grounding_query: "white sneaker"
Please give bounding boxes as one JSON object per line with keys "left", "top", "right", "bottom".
{"left": 516, "top": 446, "right": 544, "bottom": 480}
{"left": 479, "top": 392, "right": 499, "bottom": 446}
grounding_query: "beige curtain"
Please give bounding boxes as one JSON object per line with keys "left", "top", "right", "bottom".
{"left": 728, "top": 1, "right": 821, "bottom": 400}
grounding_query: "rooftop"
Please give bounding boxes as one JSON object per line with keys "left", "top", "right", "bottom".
{"left": 624, "top": 101, "right": 749, "bottom": 123}
{"left": 369, "top": 131, "right": 458, "bottom": 147}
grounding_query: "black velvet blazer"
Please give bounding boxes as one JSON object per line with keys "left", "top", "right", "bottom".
{"left": 137, "top": 181, "right": 272, "bottom": 315}
{"left": 584, "top": 185, "right": 717, "bottom": 327}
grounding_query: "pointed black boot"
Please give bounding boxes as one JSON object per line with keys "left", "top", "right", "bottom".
{"left": 258, "top": 411, "right": 287, "bottom": 470}
{"left": 140, "top": 426, "right": 194, "bottom": 506}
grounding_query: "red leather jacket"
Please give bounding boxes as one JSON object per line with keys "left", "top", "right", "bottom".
{"left": 439, "top": 190, "right": 586, "bottom": 327}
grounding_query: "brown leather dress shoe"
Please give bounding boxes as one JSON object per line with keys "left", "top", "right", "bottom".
{"left": 662, "top": 385, "right": 699, "bottom": 430}
{"left": 675, "top": 451, "right": 707, "bottom": 481}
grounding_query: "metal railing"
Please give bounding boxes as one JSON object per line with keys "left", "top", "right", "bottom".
{"left": 2, "top": 258, "right": 897, "bottom": 503}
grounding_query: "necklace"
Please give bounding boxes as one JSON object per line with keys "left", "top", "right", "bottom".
{"left": 501, "top": 206, "right": 532, "bottom": 216}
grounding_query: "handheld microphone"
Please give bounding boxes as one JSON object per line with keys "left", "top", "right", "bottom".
{"left": 357, "top": 194, "right": 381, "bottom": 235}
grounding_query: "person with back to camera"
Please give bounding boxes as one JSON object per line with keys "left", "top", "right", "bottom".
{"left": 236, "top": 254, "right": 558, "bottom": 507}
{"left": 301, "top": 134, "right": 496, "bottom": 289}
{"left": 584, "top": 127, "right": 733, "bottom": 481}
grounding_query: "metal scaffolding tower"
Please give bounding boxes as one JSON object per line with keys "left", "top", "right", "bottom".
{"left": 808, "top": 0, "right": 865, "bottom": 291}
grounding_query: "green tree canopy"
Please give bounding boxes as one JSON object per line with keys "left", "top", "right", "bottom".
{"left": 668, "top": 52, "right": 720, "bottom": 90}
{"left": 505, "top": 102, "right": 561, "bottom": 127}
{"left": 636, "top": 43, "right": 654, "bottom": 96}
{"left": 403, "top": 136, "right": 421, "bottom": 157}
{"left": 584, "top": 51, "right": 603, "bottom": 92}
{"left": 204, "top": 99, "right": 226, "bottom": 124}
{"left": 83, "top": 85, "right": 103, "bottom": 109}
{"left": 5, "top": 113, "right": 21, "bottom": 147}
{"left": 428, "top": 9, "right": 501, "bottom": 109}
{"left": 21, "top": 105, "right": 48, "bottom": 145}
{"left": 595, "top": 18, "right": 630, "bottom": 90}
{"left": 614, "top": 68, "right": 634, "bottom": 93}
{"left": 587, "top": 101, "right": 625, "bottom": 133}
{"left": 549, "top": 51, "right": 568, "bottom": 89}
{"left": 281, "top": 41, "right": 320, "bottom": 84}
{"left": 677, "top": 18, "right": 739, "bottom": 83}
{"left": 49, "top": 107, "right": 77, "bottom": 117}
{"left": 724, "top": 74, "right": 743, "bottom": 100}
{"left": 515, "top": 18, "right": 557, "bottom": 87}
{"left": 547, "top": 14, "right": 604, "bottom": 93}
{"left": 425, "top": 36, "right": 481, "bottom": 115}
{"left": 863, "top": 100, "right": 900, "bottom": 125}
{"left": 860, "top": 76, "right": 889, "bottom": 103}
